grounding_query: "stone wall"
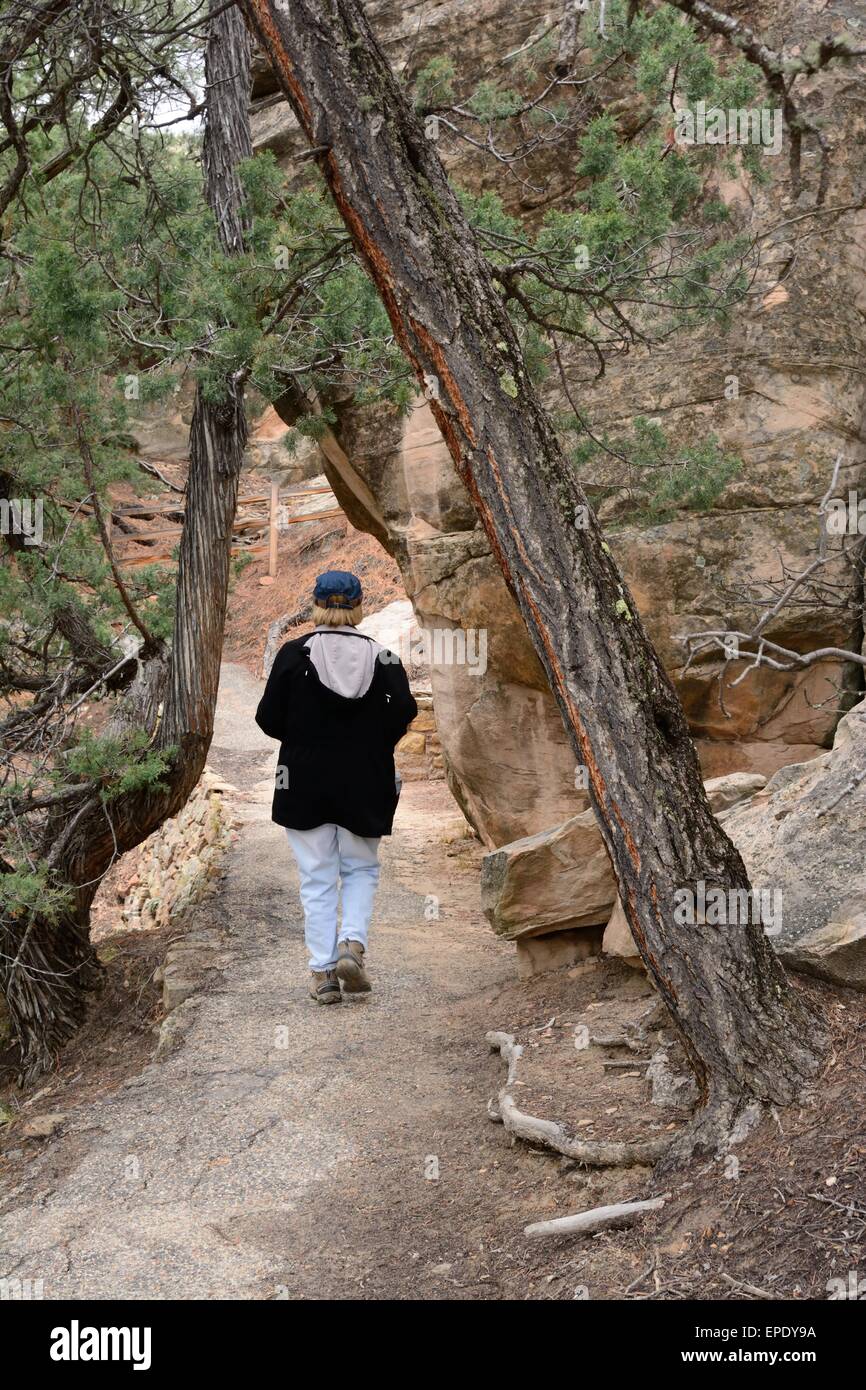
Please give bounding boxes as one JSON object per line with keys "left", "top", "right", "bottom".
{"left": 397, "top": 691, "right": 445, "bottom": 781}
{"left": 116, "top": 769, "right": 236, "bottom": 935}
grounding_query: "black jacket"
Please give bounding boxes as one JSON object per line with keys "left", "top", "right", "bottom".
{"left": 254, "top": 632, "right": 418, "bottom": 837}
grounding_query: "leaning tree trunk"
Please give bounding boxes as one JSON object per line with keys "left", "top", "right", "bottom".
{"left": 241, "top": 0, "right": 825, "bottom": 1147}
{"left": 0, "top": 0, "right": 251, "bottom": 1082}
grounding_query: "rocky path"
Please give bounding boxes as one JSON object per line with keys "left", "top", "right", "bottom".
{"left": 0, "top": 663, "right": 530, "bottom": 1300}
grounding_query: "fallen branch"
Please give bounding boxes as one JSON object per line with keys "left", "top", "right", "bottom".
{"left": 625, "top": 1257, "right": 657, "bottom": 1294}
{"left": 525, "top": 1194, "right": 668, "bottom": 1239}
{"left": 137, "top": 459, "right": 185, "bottom": 493}
{"left": 487, "top": 1030, "right": 672, "bottom": 1167}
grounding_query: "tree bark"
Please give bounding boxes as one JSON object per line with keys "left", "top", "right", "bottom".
{"left": 241, "top": 0, "right": 824, "bottom": 1146}
{"left": 0, "top": 0, "right": 251, "bottom": 1081}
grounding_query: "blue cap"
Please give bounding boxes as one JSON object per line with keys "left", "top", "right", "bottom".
{"left": 313, "top": 570, "right": 363, "bottom": 608}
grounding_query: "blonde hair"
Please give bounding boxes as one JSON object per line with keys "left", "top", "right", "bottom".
{"left": 311, "top": 602, "right": 364, "bottom": 627}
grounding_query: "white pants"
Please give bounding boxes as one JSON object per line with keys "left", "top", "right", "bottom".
{"left": 285, "top": 824, "right": 381, "bottom": 972}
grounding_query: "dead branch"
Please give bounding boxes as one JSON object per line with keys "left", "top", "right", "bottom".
{"left": 524, "top": 1194, "right": 668, "bottom": 1239}
{"left": 678, "top": 456, "right": 866, "bottom": 702}
{"left": 720, "top": 1272, "right": 782, "bottom": 1299}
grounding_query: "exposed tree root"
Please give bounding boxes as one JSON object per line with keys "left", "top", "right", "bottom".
{"left": 487, "top": 1024, "right": 774, "bottom": 1173}
{"left": 525, "top": 1194, "right": 669, "bottom": 1240}
{"left": 658, "top": 1094, "right": 763, "bottom": 1172}
{"left": 486, "top": 1030, "right": 672, "bottom": 1168}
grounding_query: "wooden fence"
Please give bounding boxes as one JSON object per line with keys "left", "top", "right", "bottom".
{"left": 100, "top": 482, "right": 343, "bottom": 576}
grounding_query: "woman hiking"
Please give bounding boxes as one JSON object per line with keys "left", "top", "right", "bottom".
{"left": 255, "top": 570, "right": 417, "bottom": 1004}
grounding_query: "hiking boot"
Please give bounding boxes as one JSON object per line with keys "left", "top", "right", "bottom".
{"left": 309, "top": 969, "right": 342, "bottom": 1005}
{"left": 335, "top": 939, "right": 372, "bottom": 994}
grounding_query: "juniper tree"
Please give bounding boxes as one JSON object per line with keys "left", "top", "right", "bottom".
{"left": 0, "top": 0, "right": 260, "bottom": 1078}
{"left": 0, "top": 1, "right": 414, "bottom": 1076}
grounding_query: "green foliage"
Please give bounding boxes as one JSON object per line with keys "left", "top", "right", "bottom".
{"left": 646, "top": 432, "right": 743, "bottom": 519}
{"left": 466, "top": 82, "right": 524, "bottom": 122}
{"left": 0, "top": 868, "right": 73, "bottom": 924}
{"left": 596, "top": 0, "right": 762, "bottom": 109}
{"left": 593, "top": 0, "right": 775, "bottom": 183}
{"left": 570, "top": 417, "right": 742, "bottom": 523}
{"left": 59, "top": 728, "right": 175, "bottom": 802}
{"left": 412, "top": 57, "right": 457, "bottom": 110}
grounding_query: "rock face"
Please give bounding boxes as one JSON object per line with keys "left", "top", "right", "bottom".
{"left": 246, "top": 405, "right": 324, "bottom": 484}
{"left": 485, "top": 770, "right": 770, "bottom": 961}
{"left": 130, "top": 377, "right": 322, "bottom": 483}
{"left": 250, "top": 1, "right": 557, "bottom": 213}
{"left": 359, "top": 599, "right": 445, "bottom": 780}
{"left": 721, "top": 699, "right": 866, "bottom": 987}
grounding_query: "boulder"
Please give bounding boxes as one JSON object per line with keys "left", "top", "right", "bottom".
{"left": 722, "top": 698, "right": 866, "bottom": 986}
{"left": 704, "top": 771, "right": 767, "bottom": 814}
{"left": 246, "top": 407, "right": 323, "bottom": 482}
{"left": 481, "top": 810, "right": 616, "bottom": 941}
{"left": 783, "top": 913, "right": 866, "bottom": 990}
{"left": 485, "top": 770, "right": 770, "bottom": 957}
{"left": 602, "top": 898, "right": 643, "bottom": 970}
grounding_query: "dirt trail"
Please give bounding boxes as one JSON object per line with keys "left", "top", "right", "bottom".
{"left": 0, "top": 662, "right": 573, "bottom": 1300}
{"left": 5, "top": 663, "right": 858, "bottom": 1301}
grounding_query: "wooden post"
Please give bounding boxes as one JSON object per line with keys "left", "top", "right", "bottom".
{"left": 268, "top": 481, "right": 279, "bottom": 579}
